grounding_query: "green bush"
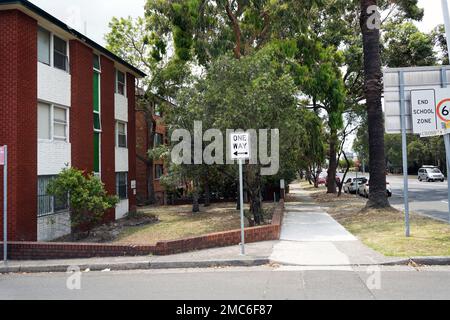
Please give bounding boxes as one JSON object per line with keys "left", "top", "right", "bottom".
{"left": 46, "top": 168, "right": 119, "bottom": 230}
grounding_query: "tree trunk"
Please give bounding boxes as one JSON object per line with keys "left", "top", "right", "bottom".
{"left": 360, "top": 0, "right": 390, "bottom": 208}
{"left": 192, "top": 181, "right": 200, "bottom": 213}
{"left": 203, "top": 173, "right": 211, "bottom": 207}
{"left": 247, "top": 165, "right": 264, "bottom": 225}
{"left": 327, "top": 129, "right": 338, "bottom": 194}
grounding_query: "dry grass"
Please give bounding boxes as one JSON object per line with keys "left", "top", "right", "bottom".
{"left": 303, "top": 181, "right": 450, "bottom": 257}
{"left": 114, "top": 202, "right": 275, "bottom": 245}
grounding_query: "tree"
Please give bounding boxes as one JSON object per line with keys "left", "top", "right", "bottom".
{"left": 165, "top": 46, "right": 303, "bottom": 223}
{"left": 432, "top": 24, "right": 449, "bottom": 65}
{"left": 359, "top": 0, "right": 423, "bottom": 209}
{"left": 105, "top": 16, "right": 189, "bottom": 205}
{"left": 383, "top": 22, "right": 436, "bottom": 67}
{"left": 46, "top": 168, "right": 119, "bottom": 236}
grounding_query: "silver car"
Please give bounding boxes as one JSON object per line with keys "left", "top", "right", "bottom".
{"left": 418, "top": 166, "right": 445, "bottom": 182}
{"left": 358, "top": 181, "right": 392, "bottom": 198}
{"left": 343, "top": 177, "right": 368, "bottom": 194}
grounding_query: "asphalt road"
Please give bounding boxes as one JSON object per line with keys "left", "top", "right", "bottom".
{"left": 2, "top": 266, "right": 450, "bottom": 300}
{"left": 337, "top": 173, "right": 450, "bottom": 223}
{"left": 387, "top": 175, "right": 450, "bottom": 222}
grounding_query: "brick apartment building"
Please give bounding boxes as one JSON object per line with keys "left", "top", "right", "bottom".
{"left": 135, "top": 96, "right": 168, "bottom": 205}
{"left": 0, "top": 0, "right": 145, "bottom": 242}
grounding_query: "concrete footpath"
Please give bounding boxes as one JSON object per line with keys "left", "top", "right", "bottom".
{"left": 270, "top": 184, "right": 397, "bottom": 266}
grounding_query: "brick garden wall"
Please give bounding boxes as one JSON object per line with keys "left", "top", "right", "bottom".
{"left": 0, "top": 201, "right": 284, "bottom": 260}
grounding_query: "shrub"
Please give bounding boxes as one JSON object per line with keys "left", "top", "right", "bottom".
{"left": 46, "top": 168, "right": 119, "bottom": 231}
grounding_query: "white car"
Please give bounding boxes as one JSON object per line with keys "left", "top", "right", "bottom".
{"left": 418, "top": 166, "right": 445, "bottom": 182}
{"left": 343, "top": 177, "right": 368, "bottom": 194}
{"left": 358, "top": 180, "right": 392, "bottom": 198}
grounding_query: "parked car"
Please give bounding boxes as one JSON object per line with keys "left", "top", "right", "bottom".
{"left": 343, "top": 177, "right": 368, "bottom": 194}
{"left": 325, "top": 176, "right": 341, "bottom": 188}
{"left": 418, "top": 166, "right": 445, "bottom": 182}
{"left": 358, "top": 180, "right": 392, "bottom": 198}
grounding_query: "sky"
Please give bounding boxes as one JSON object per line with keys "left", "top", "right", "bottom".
{"left": 29, "top": 0, "right": 146, "bottom": 46}
{"left": 29, "top": 0, "right": 446, "bottom": 47}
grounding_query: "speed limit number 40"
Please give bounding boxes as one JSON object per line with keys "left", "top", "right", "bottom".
{"left": 437, "top": 98, "right": 450, "bottom": 123}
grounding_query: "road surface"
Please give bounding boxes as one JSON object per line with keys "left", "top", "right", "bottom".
{"left": 336, "top": 173, "right": 450, "bottom": 223}
{"left": 1, "top": 266, "right": 450, "bottom": 300}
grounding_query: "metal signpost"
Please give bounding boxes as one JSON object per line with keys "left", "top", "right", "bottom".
{"left": 0, "top": 145, "right": 7, "bottom": 262}
{"left": 230, "top": 133, "right": 250, "bottom": 255}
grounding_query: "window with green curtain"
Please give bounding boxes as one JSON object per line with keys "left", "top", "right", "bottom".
{"left": 94, "top": 113, "right": 101, "bottom": 131}
{"left": 94, "top": 132, "right": 100, "bottom": 173}
{"left": 93, "top": 72, "right": 100, "bottom": 113}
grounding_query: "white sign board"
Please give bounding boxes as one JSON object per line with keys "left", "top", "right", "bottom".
{"left": 411, "top": 88, "right": 450, "bottom": 136}
{"left": 0, "top": 146, "right": 4, "bottom": 166}
{"left": 230, "top": 133, "right": 250, "bottom": 160}
{"left": 411, "top": 89, "right": 437, "bottom": 134}
{"left": 383, "top": 66, "right": 450, "bottom": 135}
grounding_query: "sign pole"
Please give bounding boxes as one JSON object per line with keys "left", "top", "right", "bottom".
{"left": 441, "top": 0, "right": 450, "bottom": 222}
{"left": 239, "top": 159, "right": 245, "bottom": 255}
{"left": 2, "top": 146, "right": 7, "bottom": 262}
{"left": 230, "top": 132, "right": 250, "bottom": 255}
{"left": 399, "top": 71, "right": 410, "bottom": 237}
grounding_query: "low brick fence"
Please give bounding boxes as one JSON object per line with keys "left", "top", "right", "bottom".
{"left": 0, "top": 200, "right": 284, "bottom": 260}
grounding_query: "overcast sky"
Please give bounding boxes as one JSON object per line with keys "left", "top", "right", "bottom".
{"left": 29, "top": 0, "right": 446, "bottom": 46}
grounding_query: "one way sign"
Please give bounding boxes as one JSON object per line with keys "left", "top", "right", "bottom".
{"left": 230, "top": 132, "right": 250, "bottom": 160}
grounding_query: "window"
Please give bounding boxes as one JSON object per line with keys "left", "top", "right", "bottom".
{"left": 116, "top": 122, "right": 127, "bottom": 148}
{"left": 38, "top": 102, "right": 68, "bottom": 141}
{"left": 94, "top": 113, "right": 102, "bottom": 131}
{"left": 38, "top": 27, "right": 50, "bottom": 65}
{"left": 53, "top": 36, "right": 68, "bottom": 71}
{"left": 116, "top": 70, "right": 126, "bottom": 95}
{"left": 93, "top": 54, "right": 101, "bottom": 71}
{"left": 38, "top": 103, "right": 51, "bottom": 140}
{"left": 154, "top": 133, "right": 164, "bottom": 147}
{"left": 116, "top": 172, "right": 128, "bottom": 200}
{"left": 93, "top": 56, "right": 101, "bottom": 175}
{"left": 53, "top": 106, "right": 68, "bottom": 141}
{"left": 155, "top": 165, "right": 164, "bottom": 180}
{"left": 37, "top": 28, "right": 69, "bottom": 72}
{"left": 37, "top": 176, "right": 69, "bottom": 217}
{"left": 94, "top": 132, "right": 100, "bottom": 174}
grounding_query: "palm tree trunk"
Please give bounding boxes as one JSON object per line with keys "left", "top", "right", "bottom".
{"left": 360, "top": 0, "right": 390, "bottom": 208}
{"left": 327, "top": 129, "right": 338, "bottom": 194}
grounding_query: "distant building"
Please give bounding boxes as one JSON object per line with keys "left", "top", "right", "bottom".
{"left": 135, "top": 95, "right": 169, "bottom": 205}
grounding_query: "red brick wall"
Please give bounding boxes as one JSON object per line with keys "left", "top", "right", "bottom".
{"left": 135, "top": 108, "right": 148, "bottom": 203}
{"left": 153, "top": 200, "right": 284, "bottom": 255}
{"left": 127, "top": 73, "right": 137, "bottom": 212}
{"left": 100, "top": 56, "right": 116, "bottom": 221}
{"left": 1, "top": 242, "right": 155, "bottom": 260}
{"left": 135, "top": 108, "right": 168, "bottom": 205}
{"left": 70, "top": 40, "right": 94, "bottom": 173}
{"left": 1, "top": 201, "right": 284, "bottom": 260}
{"left": 0, "top": 10, "right": 38, "bottom": 241}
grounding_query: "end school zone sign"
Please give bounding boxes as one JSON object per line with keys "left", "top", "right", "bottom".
{"left": 411, "top": 88, "right": 450, "bottom": 135}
